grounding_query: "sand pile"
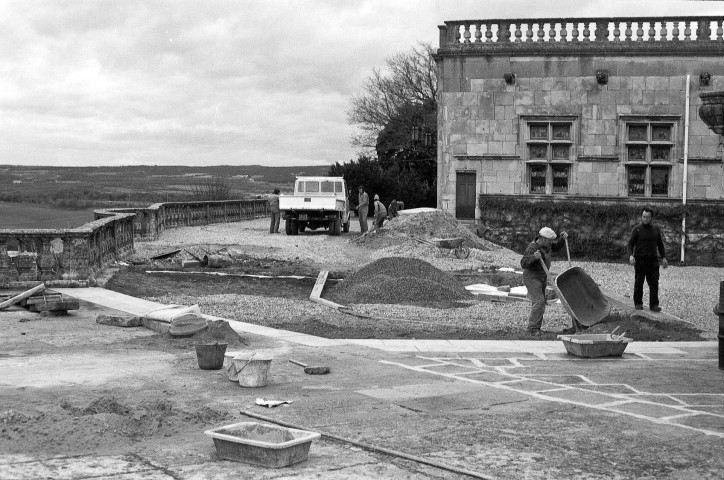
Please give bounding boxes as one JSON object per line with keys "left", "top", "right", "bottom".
{"left": 353, "top": 210, "right": 494, "bottom": 251}
{"left": 328, "top": 257, "right": 473, "bottom": 305}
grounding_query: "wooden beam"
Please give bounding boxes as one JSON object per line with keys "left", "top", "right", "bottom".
{"left": 0, "top": 284, "right": 45, "bottom": 310}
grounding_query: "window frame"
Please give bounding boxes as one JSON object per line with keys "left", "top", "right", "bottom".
{"left": 621, "top": 117, "right": 677, "bottom": 198}
{"left": 521, "top": 116, "right": 577, "bottom": 195}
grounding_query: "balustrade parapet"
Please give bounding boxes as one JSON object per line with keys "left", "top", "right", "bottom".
{"left": 437, "top": 16, "right": 724, "bottom": 57}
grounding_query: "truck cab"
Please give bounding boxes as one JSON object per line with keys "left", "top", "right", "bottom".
{"left": 278, "top": 176, "right": 351, "bottom": 236}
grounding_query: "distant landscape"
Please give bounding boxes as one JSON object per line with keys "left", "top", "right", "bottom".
{"left": 0, "top": 164, "right": 329, "bottom": 229}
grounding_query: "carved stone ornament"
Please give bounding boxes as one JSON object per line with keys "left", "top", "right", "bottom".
{"left": 699, "top": 91, "right": 724, "bottom": 135}
{"left": 700, "top": 72, "right": 711, "bottom": 87}
{"left": 595, "top": 70, "right": 608, "bottom": 85}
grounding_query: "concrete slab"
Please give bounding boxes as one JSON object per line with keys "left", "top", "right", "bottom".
{"left": 356, "top": 381, "right": 494, "bottom": 401}
{"left": 0, "top": 455, "right": 171, "bottom": 480}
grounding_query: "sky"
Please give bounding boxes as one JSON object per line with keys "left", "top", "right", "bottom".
{"left": 1, "top": 1, "right": 723, "bottom": 168}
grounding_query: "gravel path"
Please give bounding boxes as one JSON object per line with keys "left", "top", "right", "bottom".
{"left": 136, "top": 217, "right": 722, "bottom": 337}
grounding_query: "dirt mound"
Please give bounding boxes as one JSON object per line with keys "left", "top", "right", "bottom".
{"left": 328, "top": 257, "right": 473, "bottom": 305}
{"left": 353, "top": 210, "right": 495, "bottom": 251}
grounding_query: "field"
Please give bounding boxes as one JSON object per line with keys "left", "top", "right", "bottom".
{"left": 0, "top": 164, "right": 329, "bottom": 209}
{"left": 0, "top": 202, "right": 97, "bottom": 229}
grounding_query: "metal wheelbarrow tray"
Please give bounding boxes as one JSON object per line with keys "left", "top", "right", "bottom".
{"left": 412, "top": 236, "right": 470, "bottom": 259}
{"left": 555, "top": 266, "right": 611, "bottom": 327}
{"left": 557, "top": 333, "right": 632, "bottom": 358}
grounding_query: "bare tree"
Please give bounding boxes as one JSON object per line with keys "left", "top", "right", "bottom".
{"left": 348, "top": 43, "right": 438, "bottom": 150}
{"left": 190, "top": 176, "right": 232, "bottom": 201}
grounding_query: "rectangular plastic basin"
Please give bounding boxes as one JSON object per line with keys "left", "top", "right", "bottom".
{"left": 205, "top": 421, "right": 320, "bottom": 468}
{"left": 557, "top": 334, "right": 632, "bottom": 358}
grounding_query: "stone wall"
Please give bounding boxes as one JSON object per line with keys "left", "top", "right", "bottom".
{"left": 476, "top": 194, "right": 724, "bottom": 266}
{"left": 0, "top": 199, "right": 269, "bottom": 285}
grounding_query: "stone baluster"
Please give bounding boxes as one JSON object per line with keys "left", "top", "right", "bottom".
{"left": 499, "top": 21, "right": 511, "bottom": 42}
{"left": 463, "top": 24, "right": 471, "bottom": 44}
{"left": 525, "top": 22, "right": 534, "bottom": 42}
{"left": 660, "top": 21, "right": 668, "bottom": 41}
{"left": 613, "top": 21, "right": 621, "bottom": 41}
{"left": 560, "top": 22, "right": 568, "bottom": 42}
{"left": 594, "top": 20, "right": 609, "bottom": 41}
{"left": 536, "top": 22, "right": 545, "bottom": 42}
{"left": 474, "top": 23, "right": 483, "bottom": 43}
{"left": 671, "top": 20, "right": 680, "bottom": 41}
{"left": 717, "top": 20, "right": 723, "bottom": 41}
{"left": 571, "top": 21, "right": 579, "bottom": 42}
{"left": 484, "top": 22, "right": 493, "bottom": 42}
{"left": 697, "top": 19, "right": 711, "bottom": 40}
{"left": 684, "top": 20, "right": 691, "bottom": 41}
{"left": 624, "top": 21, "right": 632, "bottom": 41}
{"left": 548, "top": 22, "right": 556, "bottom": 42}
{"left": 513, "top": 22, "right": 522, "bottom": 43}
{"left": 636, "top": 21, "right": 644, "bottom": 41}
{"left": 582, "top": 22, "right": 591, "bottom": 41}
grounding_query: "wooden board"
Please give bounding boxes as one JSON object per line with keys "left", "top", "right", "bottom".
{"left": 28, "top": 299, "right": 80, "bottom": 312}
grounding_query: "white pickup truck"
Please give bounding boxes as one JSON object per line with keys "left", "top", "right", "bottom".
{"left": 279, "top": 176, "right": 351, "bottom": 236}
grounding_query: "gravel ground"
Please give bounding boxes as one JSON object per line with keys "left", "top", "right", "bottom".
{"left": 136, "top": 217, "right": 722, "bottom": 337}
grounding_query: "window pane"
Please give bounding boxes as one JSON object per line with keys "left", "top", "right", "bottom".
{"left": 335, "top": 182, "right": 343, "bottom": 193}
{"left": 552, "top": 165, "right": 569, "bottom": 193}
{"left": 529, "top": 144, "right": 547, "bottom": 159}
{"left": 305, "top": 181, "right": 319, "bottom": 193}
{"left": 651, "top": 167, "right": 669, "bottom": 196}
{"left": 530, "top": 165, "right": 547, "bottom": 194}
{"left": 628, "top": 167, "right": 645, "bottom": 196}
{"left": 651, "top": 125, "right": 672, "bottom": 142}
{"left": 530, "top": 124, "right": 548, "bottom": 140}
{"left": 321, "top": 181, "right": 334, "bottom": 193}
{"left": 552, "top": 124, "right": 570, "bottom": 140}
{"left": 628, "top": 146, "right": 646, "bottom": 161}
{"left": 552, "top": 144, "right": 570, "bottom": 160}
{"left": 629, "top": 125, "right": 647, "bottom": 141}
{"left": 651, "top": 146, "right": 670, "bottom": 161}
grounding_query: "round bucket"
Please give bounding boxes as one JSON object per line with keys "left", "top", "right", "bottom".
{"left": 194, "top": 342, "right": 228, "bottom": 370}
{"left": 233, "top": 355, "right": 273, "bottom": 387}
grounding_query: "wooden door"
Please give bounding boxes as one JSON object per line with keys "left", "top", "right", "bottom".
{"left": 455, "top": 172, "right": 476, "bottom": 219}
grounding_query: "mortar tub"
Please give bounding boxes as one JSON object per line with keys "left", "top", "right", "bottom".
{"left": 194, "top": 342, "right": 227, "bottom": 370}
{"left": 205, "top": 421, "right": 320, "bottom": 468}
{"left": 557, "top": 334, "right": 632, "bottom": 358}
{"left": 233, "top": 354, "right": 273, "bottom": 387}
{"left": 224, "top": 351, "right": 244, "bottom": 382}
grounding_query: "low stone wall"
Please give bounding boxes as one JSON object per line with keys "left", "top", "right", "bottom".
{"left": 0, "top": 199, "right": 268, "bottom": 284}
{"left": 476, "top": 194, "right": 724, "bottom": 266}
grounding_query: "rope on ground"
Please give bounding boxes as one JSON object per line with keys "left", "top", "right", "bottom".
{"left": 239, "top": 409, "right": 497, "bottom": 480}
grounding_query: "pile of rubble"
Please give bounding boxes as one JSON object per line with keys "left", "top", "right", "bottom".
{"left": 327, "top": 257, "right": 473, "bottom": 305}
{"left": 352, "top": 210, "right": 495, "bottom": 251}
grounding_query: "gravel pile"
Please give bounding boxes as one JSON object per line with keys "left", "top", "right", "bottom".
{"left": 354, "top": 210, "right": 495, "bottom": 251}
{"left": 327, "top": 257, "right": 473, "bottom": 305}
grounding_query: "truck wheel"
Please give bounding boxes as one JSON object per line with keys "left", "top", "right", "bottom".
{"left": 342, "top": 221, "right": 349, "bottom": 233}
{"left": 299, "top": 222, "right": 307, "bottom": 232}
{"left": 290, "top": 220, "right": 299, "bottom": 235}
{"left": 333, "top": 218, "right": 342, "bottom": 236}
{"left": 285, "top": 218, "right": 292, "bottom": 235}
{"left": 327, "top": 219, "right": 336, "bottom": 236}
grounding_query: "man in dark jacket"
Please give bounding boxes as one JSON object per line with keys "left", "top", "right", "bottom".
{"left": 520, "top": 227, "right": 569, "bottom": 335}
{"left": 627, "top": 207, "right": 668, "bottom": 312}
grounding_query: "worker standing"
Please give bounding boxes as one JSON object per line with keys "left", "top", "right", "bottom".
{"left": 371, "top": 194, "right": 387, "bottom": 232}
{"left": 356, "top": 185, "right": 369, "bottom": 234}
{"left": 627, "top": 207, "right": 668, "bottom": 312}
{"left": 268, "top": 189, "right": 280, "bottom": 234}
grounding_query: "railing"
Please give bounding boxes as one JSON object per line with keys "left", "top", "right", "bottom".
{"left": 438, "top": 16, "right": 724, "bottom": 54}
{"left": 0, "top": 199, "right": 269, "bottom": 284}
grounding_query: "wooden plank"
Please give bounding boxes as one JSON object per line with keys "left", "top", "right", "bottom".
{"left": 310, "top": 270, "right": 329, "bottom": 300}
{"left": 21, "top": 294, "right": 63, "bottom": 306}
{"left": 0, "top": 284, "right": 45, "bottom": 310}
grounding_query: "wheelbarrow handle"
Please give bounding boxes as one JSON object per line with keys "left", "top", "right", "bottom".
{"left": 564, "top": 236, "right": 571, "bottom": 269}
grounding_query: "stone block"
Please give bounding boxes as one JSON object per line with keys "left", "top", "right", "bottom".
{"left": 143, "top": 317, "right": 171, "bottom": 334}
{"left": 514, "top": 91, "right": 534, "bottom": 106}
{"left": 642, "top": 90, "right": 656, "bottom": 105}
{"left": 654, "top": 90, "right": 670, "bottom": 105}
{"left": 96, "top": 314, "right": 143, "bottom": 328}
{"left": 534, "top": 91, "right": 551, "bottom": 105}
{"left": 631, "top": 77, "right": 646, "bottom": 90}
{"left": 494, "top": 92, "right": 514, "bottom": 106}
{"left": 645, "top": 77, "right": 669, "bottom": 90}
{"left": 607, "top": 77, "right": 620, "bottom": 91}
{"left": 494, "top": 106, "right": 506, "bottom": 120}
{"left": 182, "top": 259, "right": 201, "bottom": 268}
{"left": 550, "top": 91, "right": 571, "bottom": 106}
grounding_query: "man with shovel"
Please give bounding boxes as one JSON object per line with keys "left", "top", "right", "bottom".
{"left": 520, "top": 227, "right": 574, "bottom": 335}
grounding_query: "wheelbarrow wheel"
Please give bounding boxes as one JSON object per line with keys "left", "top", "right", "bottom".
{"left": 454, "top": 245, "right": 470, "bottom": 259}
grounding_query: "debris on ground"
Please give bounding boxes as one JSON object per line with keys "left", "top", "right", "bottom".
{"left": 352, "top": 210, "right": 496, "bottom": 251}
{"left": 328, "top": 257, "right": 473, "bottom": 305}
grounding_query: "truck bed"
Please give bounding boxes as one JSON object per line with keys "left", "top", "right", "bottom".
{"left": 279, "top": 196, "right": 345, "bottom": 212}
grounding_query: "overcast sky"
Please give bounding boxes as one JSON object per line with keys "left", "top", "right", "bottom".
{"left": 1, "top": 1, "right": 722, "bottom": 168}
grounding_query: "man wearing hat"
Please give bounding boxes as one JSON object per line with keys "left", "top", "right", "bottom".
{"left": 520, "top": 227, "right": 570, "bottom": 335}
{"left": 371, "top": 194, "right": 387, "bottom": 232}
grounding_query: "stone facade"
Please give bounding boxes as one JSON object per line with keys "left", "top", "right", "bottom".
{"left": 434, "top": 17, "right": 724, "bottom": 219}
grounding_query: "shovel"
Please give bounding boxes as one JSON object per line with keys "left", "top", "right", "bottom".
{"left": 289, "top": 359, "right": 330, "bottom": 375}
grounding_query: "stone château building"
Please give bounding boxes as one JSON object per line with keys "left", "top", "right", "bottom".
{"left": 433, "top": 17, "right": 724, "bottom": 220}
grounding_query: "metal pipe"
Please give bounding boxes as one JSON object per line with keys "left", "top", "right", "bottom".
{"left": 681, "top": 74, "right": 690, "bottom": 263}
{"left": 718, "top": 281, "right": 724, "bottom": 370}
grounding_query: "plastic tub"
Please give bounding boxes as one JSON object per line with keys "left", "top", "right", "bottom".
{"left": 194, "top": 343, "right": 227, "bottom": 370}
{"left": 557, "top": 334, "right": 632, "bottom": 358}
{"left": 205, "top": 421, "right": 320, "bottom": 468}
{"left": 233, "top": 354, "right": 273, "bottom": 387}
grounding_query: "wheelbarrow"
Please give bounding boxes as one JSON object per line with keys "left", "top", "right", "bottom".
{"left": 412, "top": 236, "right": 470, "bottom": 259}
{"left": 539, "top": 237, "right": 610, "bottom": 328}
